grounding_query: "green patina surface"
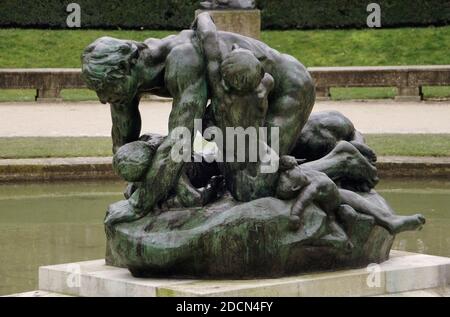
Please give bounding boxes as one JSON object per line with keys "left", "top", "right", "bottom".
{"left": 106, "top": 193, "right": 393, "bottom": 278}
{"left": 80, "top": 14, "right": 427, "bottom": 277}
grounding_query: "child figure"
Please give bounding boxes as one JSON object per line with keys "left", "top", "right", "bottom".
{"left": 277, "top": 156, "right": 426, "bottom": 235}
{"left": 109, "top": 139, "right": 223, "bottom": 222}
{"left": 194, "top": 12, "right": 277, "bottom": 201}
{"left": 194, "top": 12, "right": 274, "bottom": 131}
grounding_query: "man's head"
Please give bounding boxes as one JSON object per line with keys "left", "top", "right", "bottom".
{"left": 221, "top": 46, "right": 265, "bottom": 94}
{"left": 113, "top": 141, "right": 155, "bottom": 182}
{"left": 81, "top": 37, "right": 140, "bottom": 104}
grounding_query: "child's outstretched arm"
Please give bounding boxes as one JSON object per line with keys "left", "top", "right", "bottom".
{"left": 193, "top": 13, "right": 224, "bottom": 95}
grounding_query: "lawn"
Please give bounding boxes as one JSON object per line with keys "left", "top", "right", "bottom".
{"left": 0, "top": 137, "right": 113, "bottom": 159}
{"left": 2, "top": 87, "right": 450, "bottom": 102}
{"left": 2, "top": 27, "right": 450, "bottom": 68}
{"left": 1, "top": 26, "right": 450, "bottom": 101}
{"left": 366, "top": 134, "right": 450, "bottom": 157}
{"left": 1, "top": 135, "right": 449, "bottom": 159}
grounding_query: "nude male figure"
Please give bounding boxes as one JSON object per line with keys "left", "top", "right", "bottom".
{"left": 82, "top": 13, "right": 315, "bottom": 217}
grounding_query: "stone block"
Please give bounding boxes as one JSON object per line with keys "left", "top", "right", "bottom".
{"left": 395, "top": 87, "right": 423, "bottom": 102}
{"left": 36, "top": 251, "right": 450, "bottom": 297}
{"left": 36, "top": 88, "right": 63, "bottom": 102}
{"left": 315, "top": 87, "right": 331, "bottom": 101}
{"left": 195, "top": 9, "right": 261, "bottom": 39}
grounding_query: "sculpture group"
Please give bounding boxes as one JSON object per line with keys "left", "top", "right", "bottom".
{"left": 82, "top": 13, "right": 425, "bottom": 277}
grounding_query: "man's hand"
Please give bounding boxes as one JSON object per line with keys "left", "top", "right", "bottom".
{"left": 124, "top": 183, "right": 137, "bottom": 199}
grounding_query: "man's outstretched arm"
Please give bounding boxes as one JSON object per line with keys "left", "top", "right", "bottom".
{"left": 129, "top": 43, "right": 208, "bottom": 214}
{"left": 110, "top": 96, "right": 141, "bottom": 153}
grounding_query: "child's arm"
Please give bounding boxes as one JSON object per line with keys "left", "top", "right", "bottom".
{"left": 291, "top": 184, "right": 318, "bottom": 217}
{"left": 193, "top": 13, "right": 224, "bottom": 96}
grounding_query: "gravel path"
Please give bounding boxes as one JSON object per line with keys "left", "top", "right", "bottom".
{"left": 0, "top": 99, "right": 449, "bottom": 137}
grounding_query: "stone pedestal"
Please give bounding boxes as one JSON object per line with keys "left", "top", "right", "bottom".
{"left": 35, "top": 87, "right": 63, "bottom": 103}
{"left": 195, "top": 9, "right": 261, "bottom": 39}
{"left": 31, "top": 251, "right": 450, "bottom": 297}
{"left": 315, "top": 87, "right": 331, "bottom": 101}
{"left": 395, "top": 86, "right": 423, "bottom": 102}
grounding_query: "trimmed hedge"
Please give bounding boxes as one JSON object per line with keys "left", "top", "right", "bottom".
{"left": 0, "top": 0, "right": 199, "bottom": 29}
{"left": 0, "top": 0, "right": 449, "bottom": 29}
{"left": 259, "top": 0, "right": 450, "bottom": 29}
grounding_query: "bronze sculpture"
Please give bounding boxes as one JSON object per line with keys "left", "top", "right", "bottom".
{"left": 82, "top": 13, "right": 425, "bottom": 277}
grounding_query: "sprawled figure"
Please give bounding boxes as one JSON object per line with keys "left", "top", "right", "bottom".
{"left": 277, "top": 156, "right": 425, "bottom": 235}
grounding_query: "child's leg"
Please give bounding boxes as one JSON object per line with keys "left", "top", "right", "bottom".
{"left": 319, "top": 219, "right": 353, "bottom": 252}
{"left": 338, "top": 189, "right": 425, "bottom": 234}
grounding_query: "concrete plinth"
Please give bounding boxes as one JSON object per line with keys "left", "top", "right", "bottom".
{"left": 34, "top": 251, "right": 450, "bottom": 297}
{"left": 395, "top": 87, "right": 424, "bottom": 102}
{"left": 35, "top": 88, "right": 63, "bottom": 103}
{"left": 195, "top": 9, "right": 261, "bottom": 39}
{"left": 315, "top": 87, "right": 331, "bottom": 101}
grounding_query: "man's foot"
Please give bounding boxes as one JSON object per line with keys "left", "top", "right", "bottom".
{"left": 302, "top": 141, "right": 379, "bottom": 193}
{"left": 350, "top": 141, "right": 377, "bottom": 165}
{"left": 105, "top": 200, "right": 143, "bottom": 227}
{"left": 330, "top": 141, "right": 379, "bottom": 191}
{"left": 202, "top": 175, "right": 226, "bottom": 205}
{"left": 387, "top": 214, "right": 426, "bottom": 234}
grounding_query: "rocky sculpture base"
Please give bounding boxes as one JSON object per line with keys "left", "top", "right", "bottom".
{"left": 106, "top": 191, "right": 394, "bottom": 278}
{"left": 195, "top": 9, "right": 261, "bottom": 39}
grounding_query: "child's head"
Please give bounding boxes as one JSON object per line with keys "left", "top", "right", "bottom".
{"left": 276, "top": 156, "right": 309, "bottom": 200}
{"left": 221, "top": 46, "right": 265, "bottom": 94}
{"left": 113, "top": 141, "right": 154, "bottom": 182}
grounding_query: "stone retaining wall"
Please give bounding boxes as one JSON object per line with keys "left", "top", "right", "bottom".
{"left": 2, "top": 66, "right": 450, "bottom": 102}
{"left": 0, "top": 156, "right": 448, "bottom": 183}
